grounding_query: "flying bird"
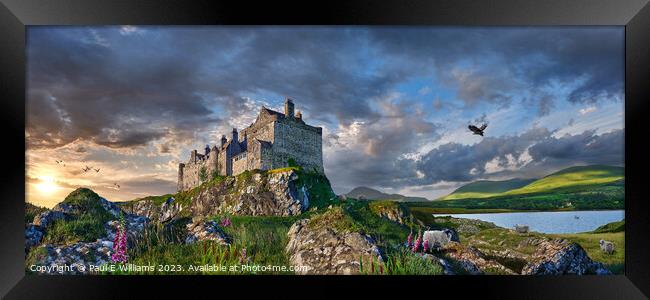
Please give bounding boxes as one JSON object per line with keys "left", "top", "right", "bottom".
{"left": 468, "top": 124, "right": 488, "bottom": 136}
{"left": 94, "top": 168, "right": 100, "bottom": 173}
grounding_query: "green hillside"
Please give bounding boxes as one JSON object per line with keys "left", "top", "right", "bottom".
{"left": 440, "top": 178, "right": 536, "bottom": 200}
{"left": 439, "top": 165, "right": 623, "bottom": 201}
{"left": 503, "top": 165, "right": 623, "bottom": 195}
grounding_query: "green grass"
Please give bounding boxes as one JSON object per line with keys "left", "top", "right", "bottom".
{"left": 361, "top": 248, "right": 444, "bottom": 275}
{"left": 105, "top": 215, "right": 300, "bottom": 275}
{"left": 41, "top": 188, "right": 115, "bottom": 244}
{"left": 591, "top": 219, "right": 625, "bottom": 233}
{"left": 504, "top": 165, "right": 623, "bottom": 195}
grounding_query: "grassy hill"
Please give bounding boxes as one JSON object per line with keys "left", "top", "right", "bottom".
{"left": 346, "top": 186, "right": 429, "bottom": 202}
{"left": 440, "top": 178, "right": 536, "bottom": 200}
{"left": 503, "top": 165, "right": 623, "bottom": 195}
{"left": 439, "top": 165, "right": 623, "bottom": 201}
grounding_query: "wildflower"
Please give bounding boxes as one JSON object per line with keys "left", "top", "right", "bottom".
{"left": 413, "top": 229, "right": 422, "bottom": 253}
{"left": 111, "top": 213, "right": 128, "bottom": 263}
{"left": 220, "top": 217, "right": 231, "bottom": 227}
{"left": 423, "top": 240, "right": 429, "bottom": 253}
{"left": 239, "top": 248, "right": 247, "bottom": 264}
{"left": 407, "top": 231, "right": 413, "bottom": 248}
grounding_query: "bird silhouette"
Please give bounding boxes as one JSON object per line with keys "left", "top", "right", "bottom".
{"left": 468, "top": 123, "right": 488, "bottom": 136}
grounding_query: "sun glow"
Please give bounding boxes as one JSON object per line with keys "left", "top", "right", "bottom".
{"left": 36, "top": 176, "right": 59, "bottom": 194}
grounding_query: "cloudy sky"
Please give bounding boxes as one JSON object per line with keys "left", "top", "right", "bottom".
{"left": 26, "top": 26, "right": 624, "bottom": 207}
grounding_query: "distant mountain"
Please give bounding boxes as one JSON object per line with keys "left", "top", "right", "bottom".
{"left": 439, "top": 178, "right": 536, "bottom": 200}
{"left": 439, "top": 165, "right": 624, "bottom": 200}
{"left": 346, "top": 186, "right": 429, "bottom": 202}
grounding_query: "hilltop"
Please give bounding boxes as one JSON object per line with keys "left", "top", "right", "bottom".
{"left": 346, "top": 186, "right": 429, "bottom": 202}
{"left": 440, "top": 178, "right": 536, "bottom": 200}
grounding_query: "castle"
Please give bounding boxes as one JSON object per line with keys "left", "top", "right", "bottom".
{"left": 177, "top": 98, "right": 323, "bottom": 191}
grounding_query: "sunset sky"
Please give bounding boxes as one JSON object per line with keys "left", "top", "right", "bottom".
{"left": 26, "top": 26, "right": 624, "bottom": 208}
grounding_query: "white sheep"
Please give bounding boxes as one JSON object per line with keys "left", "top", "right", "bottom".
{"left": 599, "top": 240, "right": 615, "bottom": 254}
{"left": 514, "top": 224, "right": 529, "bottom": 233}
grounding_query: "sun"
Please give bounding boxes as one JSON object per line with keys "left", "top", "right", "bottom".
{"left": 36, "top": 176, "right": 59, "bottom": 194}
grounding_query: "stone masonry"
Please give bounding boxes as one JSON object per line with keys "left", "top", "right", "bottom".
{"left": 178, "top": 98, "right": 323, "bottom": 191}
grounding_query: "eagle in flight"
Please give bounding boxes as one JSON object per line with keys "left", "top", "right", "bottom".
{"left": 468, "top": 124, "right": 488, "bottom": 136}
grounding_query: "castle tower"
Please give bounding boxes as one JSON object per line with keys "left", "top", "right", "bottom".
{"left": 177, "top": 163, "right": 185, "bottom": 191}
{"left": 284, "top": 98, "right": 294, "bottom": 118}
{"left": 232, "top": 128, "right": 238, "bottom": 143}
{"left": 296, "top": 111, "right": 302, "bottom": 121}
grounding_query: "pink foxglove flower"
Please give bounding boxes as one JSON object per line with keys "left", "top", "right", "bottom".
{"left": 220, "top": 217, "right": 231, "bottom": 227}
{"left": 423, "top": 240, "right": 429, "bottom": 253}
{"left": 407, "top": 232, "right": 413, "bottom": 248}
{"left": 111, "top": 214, "right": 128, "bottom": 263}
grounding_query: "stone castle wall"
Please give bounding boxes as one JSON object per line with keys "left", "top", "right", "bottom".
{"left": 272, "top": 118, "right": 323, "bottom": 173}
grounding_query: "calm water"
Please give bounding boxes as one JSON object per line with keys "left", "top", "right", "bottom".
{"left": 433, "top": 210, "right": 625, "bottom": 234}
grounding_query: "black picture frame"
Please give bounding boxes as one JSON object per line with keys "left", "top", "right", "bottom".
{"left": 1, "top": 0, "right": 648, "bottom": 298}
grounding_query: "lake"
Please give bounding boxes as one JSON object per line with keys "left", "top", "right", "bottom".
{"left": 433, "top": 210, "right": 625, "bottom": 234}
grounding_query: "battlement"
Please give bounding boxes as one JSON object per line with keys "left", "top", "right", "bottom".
{"left": 177, "top": 98, "right": 323, "bottom": 191}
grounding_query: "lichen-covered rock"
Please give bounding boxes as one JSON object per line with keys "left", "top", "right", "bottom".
{"left": 127, "top": 196, "right": 183, "bottom": 223}
{"left": 369, "top": 201, "right": 410, "bottom": 225}
{"left": 25, "top": 224, "right": 44, "bottom": 253}
{"left": 521, "top": 239, "right": 612, "bottom": 275}
{"left": 191, "top": 170, "right": 310, "bottom": 217}
{"left": 285, "top": 209, "right": 382, "bottom": 275}
{"left": 442, "top": 242, "right": 517, "bottom": 275}
{"left": 27, "top": 241, "right": 114, "bottom": 275}
{"left": 33, "top": 210, "right": 69, "bottom": 228}
{"left": 104, "top": 214, "right": 150, "bottom": 247}
{"left": 185, "top": 220, "right": 230, "bottom": 245}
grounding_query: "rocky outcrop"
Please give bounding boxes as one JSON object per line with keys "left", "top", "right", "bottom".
{"left": 370, "top": 201, "right": 410, "bottom": 225}
{"left": 127, "top": 197, "right": 183, "bottom": 223}
{"left": 442, "top": 242, "right": 517, "bottom": 275}
{"left": 33, "top": 211, "right": 69, "bottom": 228}
{"left": 521, "top": 239, "right": 612, "bottom": 275}
{"left": 191, "top": 170, "right": 310, "bottom": 217}
{"left": 25, "top": 224, "right": 44, "bottom": 253}
{"left": 285, "top": 209, "right": 382, "bottom": 275}
{"left": 185, "top": 220, "right": 230, "bottom": 245}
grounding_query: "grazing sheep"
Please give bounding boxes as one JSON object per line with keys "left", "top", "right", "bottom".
{"left": 599, "top": 240, "right": 615, "bottom": 254}
{"left": 422, "top": 229, "right": 459, "bottom": 249}
{"left": 514, "top": 224, "right": 529, "bottom": 233}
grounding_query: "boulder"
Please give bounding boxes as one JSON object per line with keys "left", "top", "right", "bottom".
{"left": 422, "top": 229, "right": 460, "bottom": 249}
{"left": 522, "top": 239, "right": 612, "bottom": 275}
{"left": 27, "top": 242, "right": 113, "bottom": 275}
{"left": 33, "top": 210, "right": 69, "bottom": 228}
{"left": 25, "top": 224, "right": 44, "bottom": 252}
{"left": 441, "top": 242, "right": 516, "bottom": 275}
{"left": 191, "top": 170, "right": 311, "bottom": 217}
{"left": 185, "top": 220, "right": 230, "bottom": 245}
{"left": 285, "top": 213, "right": 382, "bottom": 275}
{"left": 127, "top": 197, "right": 183, "bottom": 223}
